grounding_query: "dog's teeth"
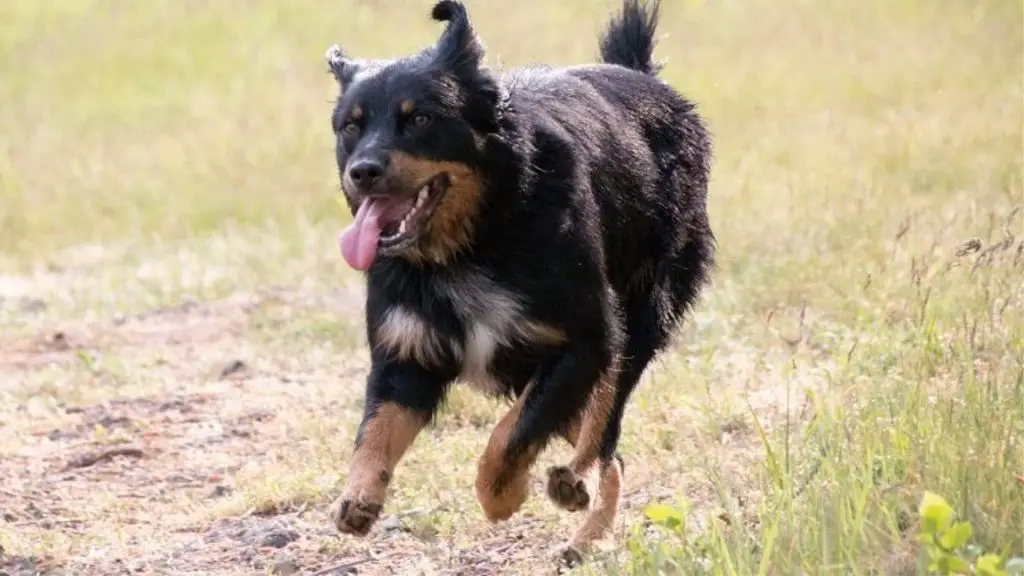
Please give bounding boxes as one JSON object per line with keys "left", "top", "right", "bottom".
{"left": 398, "top": 220, "right": 407, "bottom": 235}
{"left": 416, "top": 186, "right": 429, "bottom": 207}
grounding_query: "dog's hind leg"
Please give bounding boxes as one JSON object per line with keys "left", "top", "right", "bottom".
{"left": 548, "top": 408, "right": 625, "bottom": 567}
{"left": 551, "top": 355, "right": 649, "bottom": 566}
{"left": 557, "top": 270, "right": 698, "bottom": 563}
{"left": 555, "top": 327, "right": 659, "bottom": 565}
{"left": 596, "top": 235, "right": 713, "bottom": 478}
{"left": 560, "top": 455, "right": 624, "bottom": 566}
{"left": 544, "top": 373, "right": 617, "bottom": 514}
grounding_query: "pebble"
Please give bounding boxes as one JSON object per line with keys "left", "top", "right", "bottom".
{"left": 259, "top": 529, "right": 300, "bottom": 549}
{"left": 271, "top": 552, "right": 300, "bottom": 575}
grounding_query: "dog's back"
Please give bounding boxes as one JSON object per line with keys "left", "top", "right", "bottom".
{"left": 501, "top": 0, "right": 713, "bottom": 306}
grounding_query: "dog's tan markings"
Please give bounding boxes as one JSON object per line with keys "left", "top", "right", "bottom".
{"left": 565, "top": 458, "right": 623, "bottom": 559}
{"left": 475, "top": 381, "right": 540, "bottom": 521}
{"left": 374, "top": 306, "right": 454, "bottom": 366}
{"left": 546, "top": 365, "right": 618, "bottom": 512}
{"left": 426, "top": 166, "right": 485, "bottom": 262}
{"left": 568, "top": 367, "right": 617, "bottom": 473}
{"left": 351, "top": 104, "right": 364, "bottom": 120}
{"left": 329, "top": 403, "right": 427, "bottom": 536}
{"left": 400, "top": 99, "right": 415, "bottom": 115}
{"left": 388, "top": 152, "right": 484, "bottom": 265}
{"left": 528, "top": 322, "right": 568, "bottom": 346}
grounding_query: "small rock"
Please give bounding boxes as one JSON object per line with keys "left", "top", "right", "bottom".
{"left": 19, "top": 298, "right": 47, "bottom": 314}
{"left": 379, "top": 514, "right": 406, "bottom": 533}
{"left": 219, "top": 359, "right": 247, "bottom": 379}
{"left": 50, "top": 331, "right": 69, "bottom": 350}
{"left": 271, "top": 552, "right": 300, "bottom": 576}
{"left": 242, "top": 409, "right": 274, "bottom": 423}
{"left": 208, "top": 485, "right": 232, "bottom": 499}
{"left": 559, "top": 546, "right": 584, "bottom": 569}
{"left": 157, "top": 398, "right": 189, "bottom": 412}
{"left": 259, "top": 529, "right": 299, "bottom": 549}
{"left": 238, "top": 548, "right": 255, "bottom": 563}
{"left": 957, "top": 237, "right": 983, "bottom": 256}
{"left": 25, "top": 502, "right": 44, "bottom": 519}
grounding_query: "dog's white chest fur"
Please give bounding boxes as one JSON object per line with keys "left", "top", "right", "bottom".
{"left": 446, "top": 272, "right": 528, "bottom": 395}
{"left": 374, "top": 270, "right": 561, "bottom": 396}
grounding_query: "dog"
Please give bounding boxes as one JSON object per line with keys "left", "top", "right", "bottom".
{"left": 324, "top": 0, "right": 714, "bottom": 563}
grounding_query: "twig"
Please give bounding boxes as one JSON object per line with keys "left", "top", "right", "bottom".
{"left": 313, "top": 556, "right": 373, "bottom": 575}
{"left": 395, "top": 507, "right": 430, "bottom": 518}
{"left": 0, "top": 487, "right": 44, "bottom": 501}
{"left": 14, "top": 516, "right": 90, "bottom": 527}
{"left": 64, "top": 444, "right": 144, "bottom": 470}
{"left": 0, "top": 487, "right": 24, "bottom": 499}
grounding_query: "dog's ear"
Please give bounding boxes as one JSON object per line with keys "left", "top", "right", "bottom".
{"left": 429, "top": 1, "right": 502, "bottom": 132}
{"left": 325, "top": 44, "right": 361, "bottom": 88}
{"left": 429, "top": 1, "right": 485, "bottom": 80}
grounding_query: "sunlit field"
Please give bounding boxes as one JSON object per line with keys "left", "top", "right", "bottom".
{"left": 1, "top": 0, "right": 1021, "bottom": 574}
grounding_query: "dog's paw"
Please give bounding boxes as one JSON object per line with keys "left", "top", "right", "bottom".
{"left": 546, "top": 465, "right": 590, "bottom": 512}
{"left": 476, "top": 468, "right": 530, "bottom": 522}
{"left": 328, "top": 496, "right": 383, "bottom": 536}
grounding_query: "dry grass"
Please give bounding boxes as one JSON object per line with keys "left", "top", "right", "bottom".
{"left": 1, "top": 0, "right": 1022, "bottom": 574}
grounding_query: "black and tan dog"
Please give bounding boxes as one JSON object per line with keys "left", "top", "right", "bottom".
{"left": 325, "top": 0, "right": 714, "bottom": 562}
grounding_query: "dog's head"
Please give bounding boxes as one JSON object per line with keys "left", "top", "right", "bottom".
{"left": 328, "top": 1, "right": 500, "bottom": 271}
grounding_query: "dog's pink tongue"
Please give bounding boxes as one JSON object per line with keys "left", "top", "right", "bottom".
{"left": 339, "top": 199, "right": 382, "bottom": 271}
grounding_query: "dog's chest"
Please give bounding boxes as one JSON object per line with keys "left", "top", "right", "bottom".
{"left": 374, "top": 271, "right": 556, "bottom": 395}
{"left": 445, "top": 274, "right": 530, "bottom": 395}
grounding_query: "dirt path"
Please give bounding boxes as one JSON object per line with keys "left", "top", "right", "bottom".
{"left": 1, "top": 288, "right": 778, "bottom": 575}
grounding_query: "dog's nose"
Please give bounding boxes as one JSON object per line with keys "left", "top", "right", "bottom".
{"left": 348, "top": 159, "right": 385, "bottom": 189}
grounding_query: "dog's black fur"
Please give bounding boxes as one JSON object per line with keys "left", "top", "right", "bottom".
{"left": 326, "top": 0, "right": 713, "bottom": 556}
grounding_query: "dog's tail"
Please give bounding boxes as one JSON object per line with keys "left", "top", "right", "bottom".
{"left": 598, "top": 0, "right": 662, "bottom": 76}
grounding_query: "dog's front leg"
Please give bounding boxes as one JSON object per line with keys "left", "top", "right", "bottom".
{"left": 474, "top": 379, "right": 538, "bottom": 522}
{"left": 475, "top": 346, "right": 612, "bottom": 522}
{"left": 329, "top": 361, "right": 447, "bottom": 536}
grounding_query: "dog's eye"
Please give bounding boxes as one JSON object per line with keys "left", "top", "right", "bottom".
{"left": 342, "top": 122, "right": 360, "bottom": 137}
{"left": 411, "top": 113, "right": 431, "bottom": 128}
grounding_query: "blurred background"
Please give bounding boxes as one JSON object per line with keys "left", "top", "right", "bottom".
{"left": 1, "top": 0, "right": 1021, "bottom": 574}
{"left": 2, "top": 0, "right": 1016, "bottom": 269}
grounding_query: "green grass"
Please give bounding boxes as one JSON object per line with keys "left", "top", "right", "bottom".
{"left": 1, "top": 0, "right": 1022, "bottom": 574}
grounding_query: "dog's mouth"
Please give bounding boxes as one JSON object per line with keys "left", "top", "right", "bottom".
{"left": 339, "top": 173, "right": 450, "bottom": 270}
{"left": 379, "top": 173, "right": 451, "bottom": 250}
